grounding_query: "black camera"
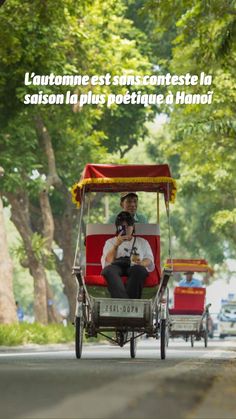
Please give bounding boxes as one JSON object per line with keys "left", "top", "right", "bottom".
{"left": 117, "top": 225, "right": 126, "bottom": 236}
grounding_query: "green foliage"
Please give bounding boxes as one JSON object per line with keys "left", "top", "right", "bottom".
{"left": 212, "top": 209, "right": 236, "bottom": 252}
{"left": 12, "top": 233, "right": 55, "bottom": 269}
{"left": 2, "top": 0, "right": 235, "bottom": 285}
{"left": 0, "top": 0, "right": 158, "bottom": 323}
{"left": 142, "top": 0, "right": 236, "bottom": 264}
{"left": 0, "top": 323, "right": 75, "bottom": 346}
{"left": 0, "top": 0, "right": 156, "bottom": 193}
{"left": 0, "top": 323, "right": 107, "bottom": 346}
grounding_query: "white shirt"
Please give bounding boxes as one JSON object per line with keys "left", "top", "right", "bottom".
{"left": 101, "top": 236, "right": 155, "bottom": 272}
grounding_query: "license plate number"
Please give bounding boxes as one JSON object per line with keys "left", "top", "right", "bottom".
{"left": 100, "top": 301, "right": 144, "bottom": 318}
{"left": 172, "top": 323, "right": 196, "bottom": 331}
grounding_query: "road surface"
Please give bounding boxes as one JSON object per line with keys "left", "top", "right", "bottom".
{"left": 0, "top": 338, "right": 236, "bottom": 418}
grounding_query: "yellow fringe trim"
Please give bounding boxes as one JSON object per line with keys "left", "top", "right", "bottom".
{"left": 164, "top": 262, "right": 212, "bottom": 272}
{"left": 71, "top": 176, "right": 177, "bottom": 207}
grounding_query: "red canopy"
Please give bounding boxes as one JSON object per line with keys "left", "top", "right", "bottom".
{"left": 164, "top": 258, "right": 213, "bottom": 274}
{"left": 71, "top": 163, "right": 177, "bottom": 207}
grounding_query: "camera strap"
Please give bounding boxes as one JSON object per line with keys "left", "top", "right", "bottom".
{"left": 129, "top": 236, "right": 137, "bottom": 257}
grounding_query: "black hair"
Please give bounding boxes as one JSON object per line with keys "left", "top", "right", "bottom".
{"left": 115, "top": 211, "right": 135, "bottom": 227}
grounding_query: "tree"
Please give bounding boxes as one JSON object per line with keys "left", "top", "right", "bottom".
{"left": 0, "top": 0, "right": 156, "bottom": 321}
{"left": 0, "top": 167, "right": 17, "bottom": 323}
{"left": 143, "top": 0, "right": 236, "bottom": 263}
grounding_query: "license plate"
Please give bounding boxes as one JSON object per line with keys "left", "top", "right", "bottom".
{"left": 100, "top": 301, "right": 144, "bottom": 318}
{"left": 171, "top": 323, "right": 196, "bottom": 331}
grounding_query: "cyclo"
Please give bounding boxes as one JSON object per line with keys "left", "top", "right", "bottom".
{"left": 71, "top": 163, "right": 177, "bottom": 359}
{"left": 165, "top": 258, "right": 213, "bottom": 347}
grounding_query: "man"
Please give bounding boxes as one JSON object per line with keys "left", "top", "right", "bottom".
{"left": 179, "top": 271, "right": 202, "bottom": 288}
{"left": 101, "top": 211, "right": 154, "bottom": 299}
{"left": 108, "top": 192, "right": 147, "bottom": 223}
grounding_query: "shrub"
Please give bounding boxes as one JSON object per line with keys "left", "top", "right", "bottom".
{"left": 0, "top": 323, "right": 75, "bottom": 346}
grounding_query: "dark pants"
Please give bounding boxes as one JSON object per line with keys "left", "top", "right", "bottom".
{"left": 101, "top": 264, "right": 148, "bottom": 299}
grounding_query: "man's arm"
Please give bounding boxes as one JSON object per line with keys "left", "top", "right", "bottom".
{"left": 137, "top": 238, "right": 155, "bottom": 271}
{"left": 101, "top": 234, "right": 128, "bottom": 266}
{"left": 105, "top": 242, "right": 119, "bottom": 264}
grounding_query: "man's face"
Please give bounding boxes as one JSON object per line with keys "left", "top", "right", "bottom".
{"left": 186, "top": 273, "right": 193, "bottom": 282}
{"left": 121, "top": 196, "right": 138, "bottom": 215}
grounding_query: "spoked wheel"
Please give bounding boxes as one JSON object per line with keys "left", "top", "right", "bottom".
{"left": 191, "top": 335, "right": 194, "bottom": 347}
{"left": 75, "top": 316, "right": 84, "bottom": 359}
{"left": 204, "top": 317, "right": 209, "bottom": 347}
{"left": 160, "top": 319, "right": 167, "bottom": 360}
{"left": 166, "top": 325, "right": 169, "bottom": 347}
{"left": 130, "top": 332, "right": 137, "bottom": 358}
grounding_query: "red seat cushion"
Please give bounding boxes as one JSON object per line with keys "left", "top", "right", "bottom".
{"left": 85, "top": 269, "right": 159, "bottom": 287}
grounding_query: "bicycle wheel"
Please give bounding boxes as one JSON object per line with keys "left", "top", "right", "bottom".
{"left": 191, "top": 335, "right": 194, "bottom": 347}
{"left": 160, "top": 319, "right": 167, "bottom": 360}
{"left": 130, "top": 332, "right": 137, "bottom": 358}
{"left": 75, "top": 316, "right": 84, "bottom": 359}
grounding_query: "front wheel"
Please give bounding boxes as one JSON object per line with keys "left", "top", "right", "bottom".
{"left": 160, "top": 319, "right": 167, "bottom": 360}
{"left": 204, "top": 329, "right": 208, "bottom": 347}
{"left": 130, "top": 332, "right": 137, "bottom": 358}
{"left": 75, "top": 316, "right": 84, "bottom": 359}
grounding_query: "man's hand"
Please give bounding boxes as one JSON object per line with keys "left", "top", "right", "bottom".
{"left": 133, "top": 258, "right": 151, "bottom": 268}
{"left": 105, "top": 233, "right": 133, "bottom": 264}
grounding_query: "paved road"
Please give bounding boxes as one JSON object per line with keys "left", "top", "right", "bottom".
{"left": 0, "top": 338, "right": 236, "bottom": 419}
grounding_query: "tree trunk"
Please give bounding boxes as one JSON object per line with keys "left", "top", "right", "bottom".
{"left": 54, "top": 222, "right": 77, "bottom": 322}
{"left": 46, "top": 280, "right": 63, "bottom": 323}
{"left": 54, "top": 202, "right": 78, "bottom": 322}
{"left": 0, "top": 195, "right": 17, "bottom": 323}
{"left": 31, "top": 263, "right": 48, "bottom": 324}
{"left": 7, "top": 192, "right": 49, "bottom": 324}
{"left": 34, "top": 114, "right": 69, "bottom": 322}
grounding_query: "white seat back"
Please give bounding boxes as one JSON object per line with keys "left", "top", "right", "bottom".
{"left": 86, "top": 223, "right": 160, "bottom": 236}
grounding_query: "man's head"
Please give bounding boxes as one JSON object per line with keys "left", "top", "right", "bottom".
{"left": 185, "top": 271, "right": 194, "bottom": 282}
{"left": 120, "top": 192, "right": 138, "bottom": 216}
{"left": 115, "top": 211, "right": 135, "bottom": 237}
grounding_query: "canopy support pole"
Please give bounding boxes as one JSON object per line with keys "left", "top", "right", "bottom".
{"left": 156, "top": 192, "right": 160, "bottom": 224}
{"left": 87, "top": 192, "right": 91, "bottom": 222}
{"left": 166, "top": 183, "right": 173, "bottom": 269}
{"left": 73, "top": 188, "right": 85, "bottom": 268}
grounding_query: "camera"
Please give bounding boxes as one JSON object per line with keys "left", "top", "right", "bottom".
{"left": 117, "top": 225, "right": 126, "bottom": 236}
